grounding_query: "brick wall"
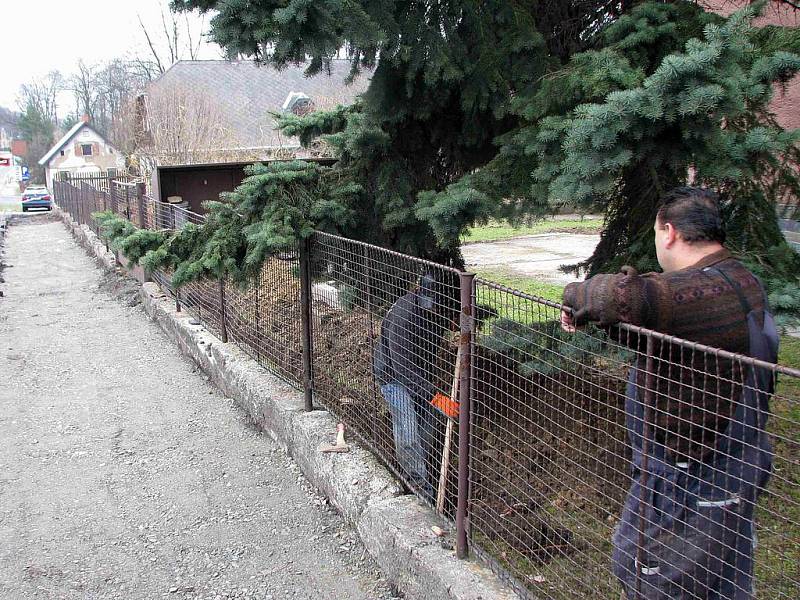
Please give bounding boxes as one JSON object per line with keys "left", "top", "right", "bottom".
{"left": 701, "top": 0, "right": 800, "bottom": 129}
{"left": 702, "top": 1, "right": 799, "bottom": 248}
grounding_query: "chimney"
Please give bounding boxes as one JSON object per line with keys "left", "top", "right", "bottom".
{"left": 11, "top": 139, "right": 28, "bottom": 157}
{"left": 81, "top": 113, "right": 90, "bottom": 123}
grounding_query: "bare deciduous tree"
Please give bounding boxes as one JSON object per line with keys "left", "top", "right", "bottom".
{"left": 69, "top": 60, "right": 101, "bottom": 123}
{"left": 137, "top": 7, "right": 207, "bottom": 75}
{"left": 118, "top": 82, "right": 247, "bottom": 179}
{"left": 17, "top": 71, "right": 62, "bottom": 125}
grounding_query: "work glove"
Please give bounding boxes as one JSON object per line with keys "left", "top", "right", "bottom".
{"left": 431, "top": 392, "right": 459, "bottom": 419}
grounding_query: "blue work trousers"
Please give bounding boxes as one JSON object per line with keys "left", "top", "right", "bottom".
{"left": 381, "top": 382, "right": 436, "bottom": 500}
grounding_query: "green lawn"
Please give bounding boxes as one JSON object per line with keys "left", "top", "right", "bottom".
{"left": 462, "top": 218, "right": 603, "bottom": 244}
{"left": 473, "top": 267, "right": 567, "bottom": 305}
{"left": 780, "top": 335, "right": 800, "bottom": 371}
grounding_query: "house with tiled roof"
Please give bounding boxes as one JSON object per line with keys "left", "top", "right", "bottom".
{"left": 136, "top": 59, "right": 368, "bottom": 212}
{"left": 38, "top": 116, "right": 124, "bottom": 191}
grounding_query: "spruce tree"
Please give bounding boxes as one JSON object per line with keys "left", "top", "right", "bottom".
{"left": 172, "top": 0, "right": 620, "bottom": 267}
{"left": 168, "top": 1, "right": 799, "bottom": 297}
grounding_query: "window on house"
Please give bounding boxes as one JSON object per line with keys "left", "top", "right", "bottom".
{"left": 60, "top": 150, "right": 65, "bottom": 156}
{"left": 81, "top": 144, "right": 93, "bottom": 156}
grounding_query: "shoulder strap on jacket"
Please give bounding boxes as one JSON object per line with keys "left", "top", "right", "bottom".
{"left": 709, "top": 266, "right": 752, "bottom": 316}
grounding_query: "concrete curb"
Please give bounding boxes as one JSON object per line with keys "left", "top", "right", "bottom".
{"left": 57, "top": 209, "right": 517, "bottom": 600}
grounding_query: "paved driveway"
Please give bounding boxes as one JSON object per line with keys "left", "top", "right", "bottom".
{"left": 462, "top": 233, "right": 600, "bottom": 283}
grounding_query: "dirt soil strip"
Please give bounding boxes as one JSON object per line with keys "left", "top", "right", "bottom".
{"left": 0, "top": 216, "right": 398, "bottom": 600}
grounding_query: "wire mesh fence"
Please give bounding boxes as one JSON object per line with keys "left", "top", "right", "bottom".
{"left": 469, "top": 280, "right": 630, "bottom": 598}
{"left": 470, "top": 280, "right": 800, "bottom": 599}
{"left": 225, "top": 255, "right": 304, "bottom": 386}
{"left": 52, "top": 178, "right": 800, "bottom": 599}
{"left": 309, "top": 232, "right": 463, "bottom": 514}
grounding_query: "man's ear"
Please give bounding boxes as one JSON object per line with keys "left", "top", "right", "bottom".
{"left": 664, "top": 222, "right": 678, "bottom": 248}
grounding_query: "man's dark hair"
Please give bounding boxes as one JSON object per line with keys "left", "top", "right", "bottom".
{"left": 656, "top": 186, "right": 726, "bottom": 244}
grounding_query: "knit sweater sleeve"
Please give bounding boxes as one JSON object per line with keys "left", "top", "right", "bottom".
{"left": 562, "top": 266, "right": 672, "bottom": 330}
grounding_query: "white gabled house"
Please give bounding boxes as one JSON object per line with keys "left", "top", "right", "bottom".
{"left": 38, "top": 116, "right": 125, "bottom": 191}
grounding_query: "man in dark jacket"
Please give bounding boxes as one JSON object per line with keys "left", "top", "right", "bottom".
{"left": 562, "top": 187, "right": 779, "bottom": 599}
{"left": 373, "top": 274, "right": 448, "bottom": 501}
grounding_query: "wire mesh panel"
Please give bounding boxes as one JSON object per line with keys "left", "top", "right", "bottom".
{"left": 225, "top": 255, "right": 304, "bottom": 387}
{"left": 470, "top": 280, "right": 630, "bottom": 598}
{"left": 173, "top": 204, "right": 206, "bottom": 227}
{"left": 469, "top": 278, "right": 800, "bottom": 599}
{"left": 309, "top": 231, "right": 462, "bottom": 513}
{"left": 151, "top": 268, "right": 174, "bottom": 297}
{"left": 139, "top": 195, "right": 155, "bottom": 230}
{"left": 152, "top": 201, "right": 175, "bottom": 230}
{"left": 179, "top": 278, "right": 224, "bottom": 338}
{"left": 128, "top": 188, "right": 144, "bottom": 228}
{"left": 111, "top": 180, "right": 137, "bottom": 221}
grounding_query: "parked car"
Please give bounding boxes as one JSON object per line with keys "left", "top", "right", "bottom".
{"left": 21, "top": 185, "right": 52, "bottom": 212}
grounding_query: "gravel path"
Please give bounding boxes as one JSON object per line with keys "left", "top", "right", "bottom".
{"left": 0, "top": 216, "right": 397, "bottom": 600}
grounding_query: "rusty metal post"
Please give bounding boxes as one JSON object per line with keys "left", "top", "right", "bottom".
{"left": 102, "top": 189, "right": 109, "bottom": 251}
{"left": 636, "top": 333, "right": 656, "bottom": 598}
{"left": 109, "top": 178, "right": 116, "bottom": 215}
{"left": 83, "top": 182, "right": 89, "bottom": 226}
{"left": 254, "top": 275, "right": 262, "bottom": 360}
{"left": 299, "top": 236, "right": 314, "bottom": 412}
{"left": 79, "top": 182, "right": 84, "bottom": 225}
{"left": 175, "top": 287, "right": 181, "bottom": 313}
{"left": 456, "top": 271, "right": 475, "bottom": 559}
{"left": 219, "top": 278, "right": 228, "bottom": 343}
{"left": 137, "top": 182, "right": 146, "bottom": 228}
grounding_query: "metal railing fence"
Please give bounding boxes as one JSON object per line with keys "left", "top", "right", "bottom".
{"left": 53, "top": 179, "right": 800, "bottom": 599}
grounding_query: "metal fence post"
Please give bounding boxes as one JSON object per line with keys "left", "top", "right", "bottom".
{"left": 175, "top": 287, "right": 181, "bottom": 313}
{"left": 456, "top": 271, "right": 475, "bottom": 559}
{"left": 103, "top": 190, "right": 109, "bottom": 252}
{"left": 299, "top": 236, "right": 314, "bottom": 412}
{"left": 137, "top": 182, "right": 146, "bottom": 228}
{"left": 254, "top": 276, "right": 262, "bottom": 360}
{"left": 109, "top": 178, "right": 116, "bottom": 215}
{"left": 219, "top": 278, "right": 229, "bottom": 343}
{"left": 82, "top": 182, "right": 88, "bottom": 226}
{"left": 635, "top": 333, "right": 656, "bottom": 598}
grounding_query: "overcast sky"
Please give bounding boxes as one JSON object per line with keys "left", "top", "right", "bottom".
{"left": 1, "top": 0, "right": 219, "bottom": 110}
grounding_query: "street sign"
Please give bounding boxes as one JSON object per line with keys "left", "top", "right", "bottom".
{"left": 0, "top": 157, "right": 10, "bottom": 167}
{"left": 21, "top": 166, "right": 30, "bottom": 181}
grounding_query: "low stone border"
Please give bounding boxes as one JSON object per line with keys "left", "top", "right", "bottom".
{"left": 56, "top": 207, "right": 517, "bottom": 600}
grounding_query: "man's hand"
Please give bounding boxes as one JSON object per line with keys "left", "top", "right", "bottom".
{"left": 561, "top": 308, "right": 577, "bottom": 333}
